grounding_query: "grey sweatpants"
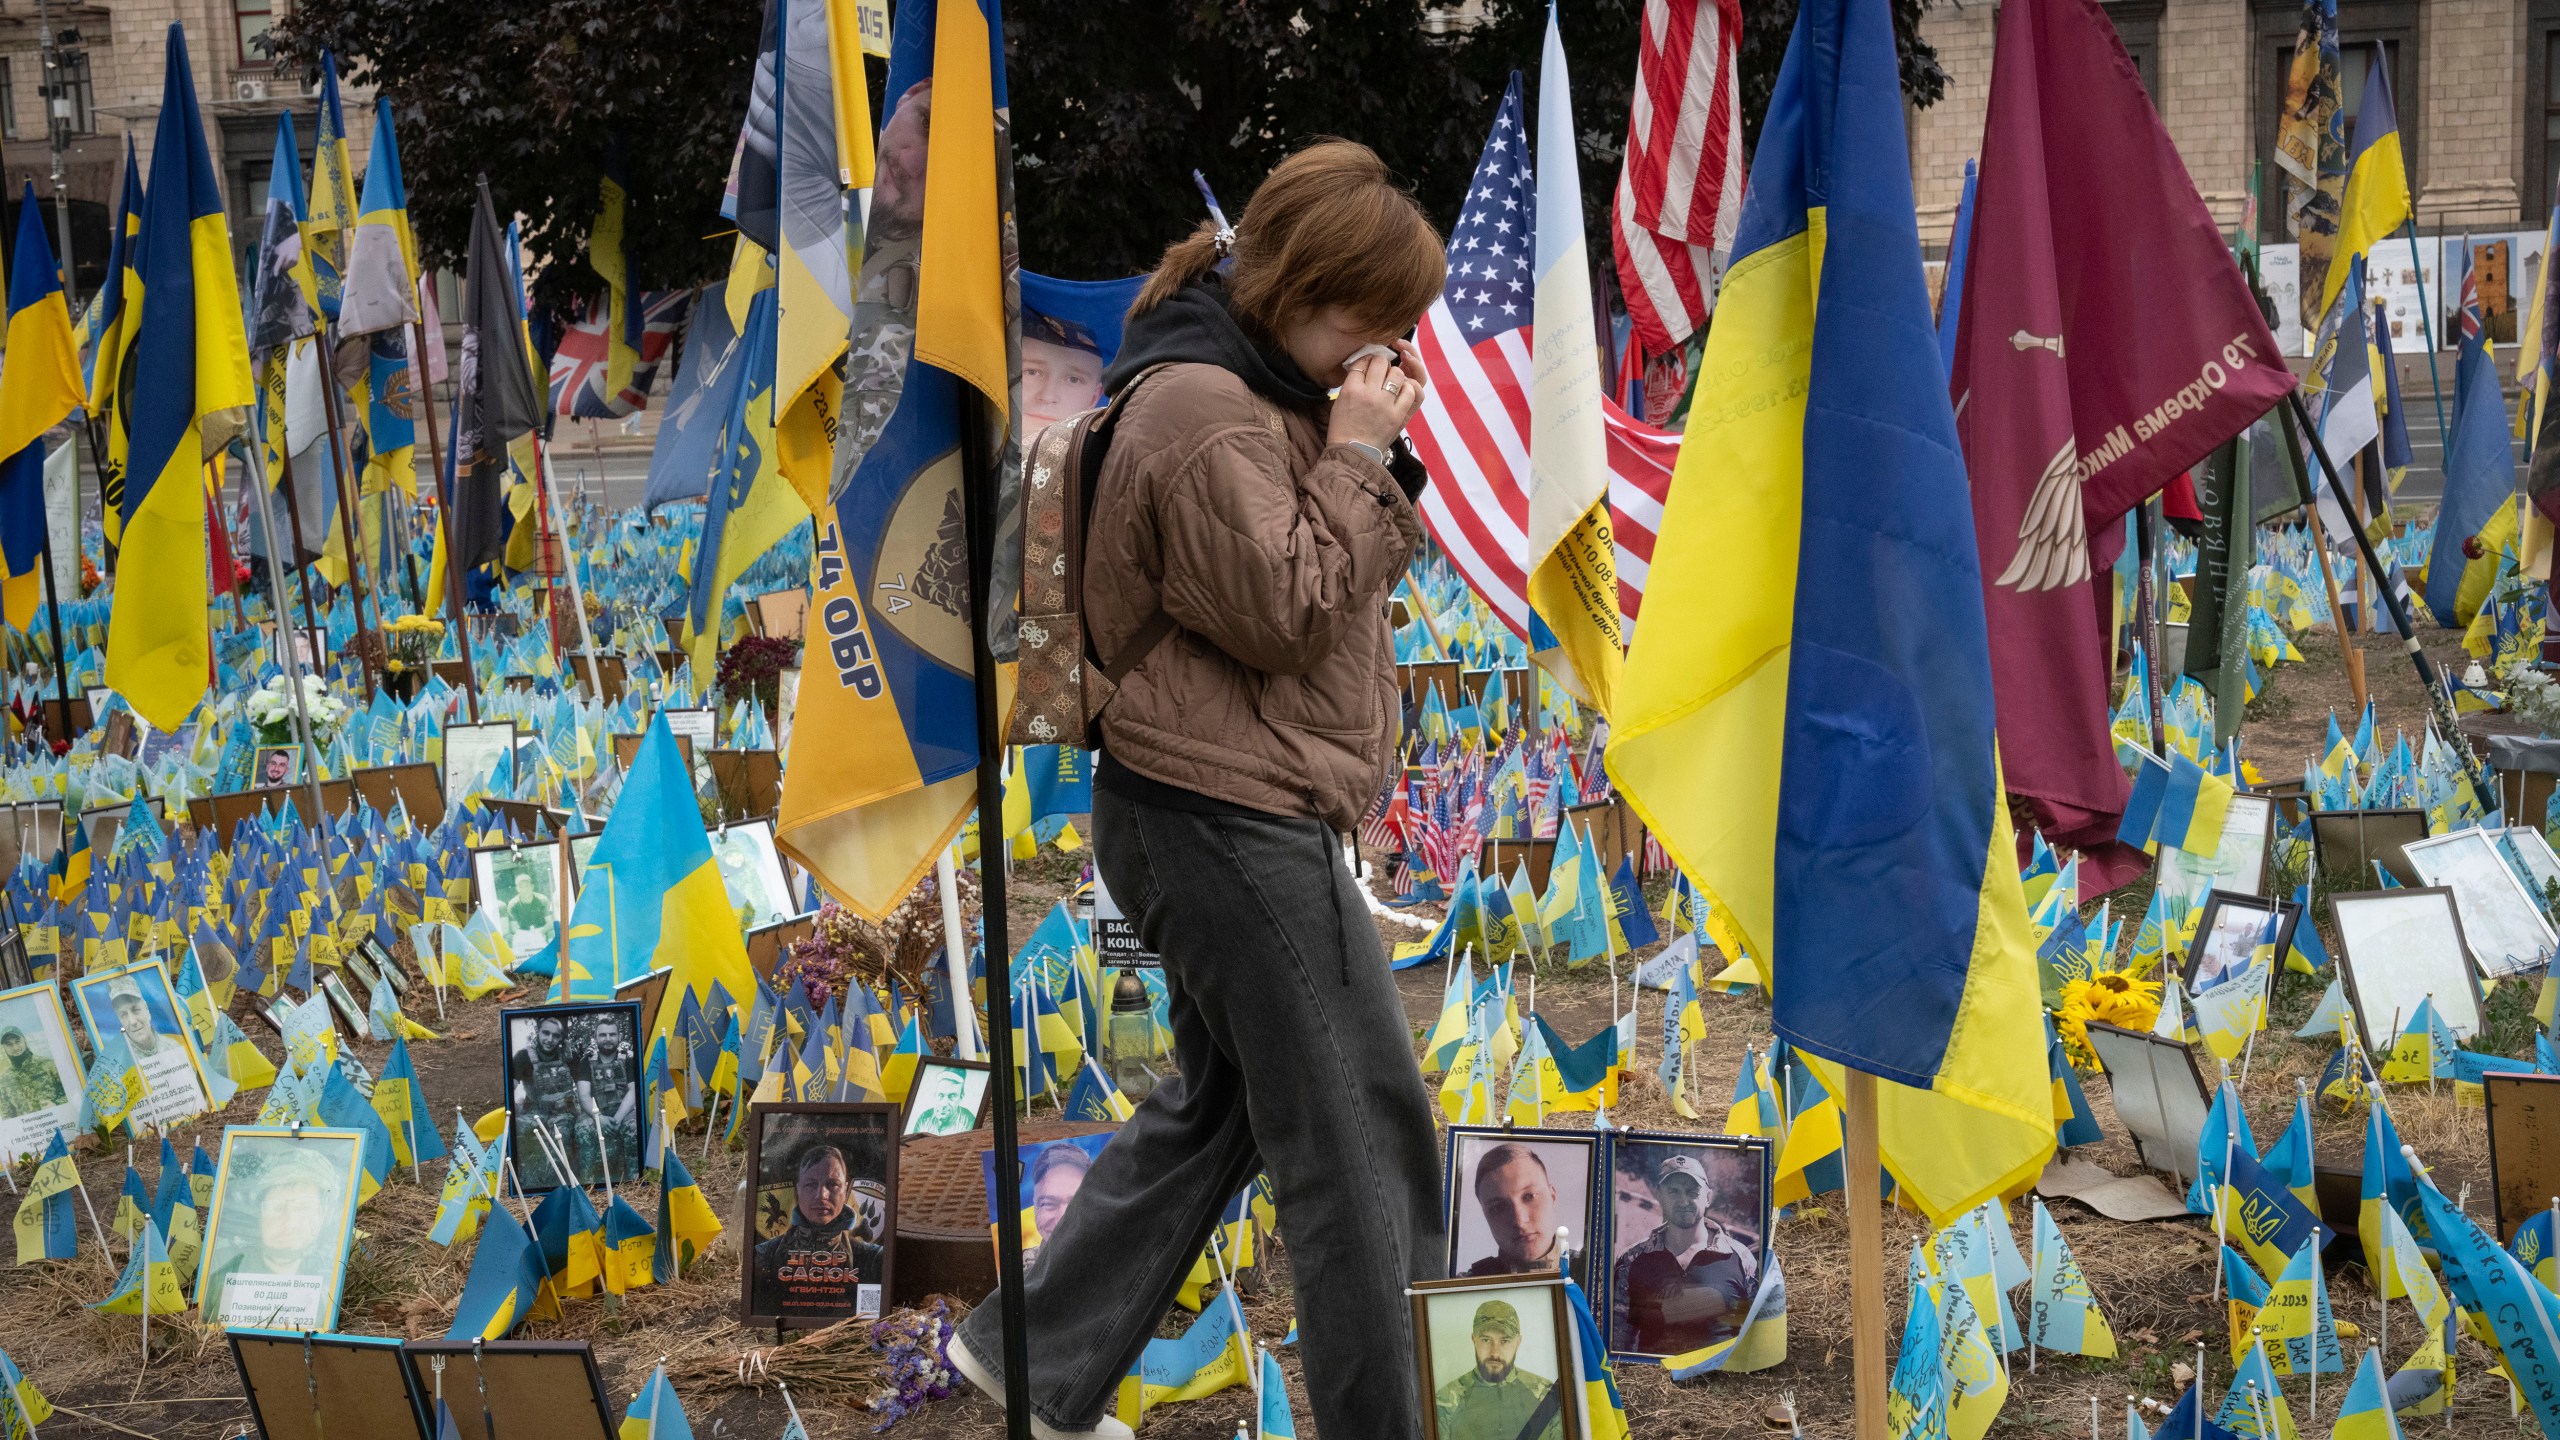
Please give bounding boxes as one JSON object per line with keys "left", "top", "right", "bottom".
{"left": 957, "top": 787, "right": 1447, "bottom": 1435}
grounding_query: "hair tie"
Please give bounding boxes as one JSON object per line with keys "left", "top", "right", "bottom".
{"left": 1212, "top": 226, "right": 1236, "bottom": 259}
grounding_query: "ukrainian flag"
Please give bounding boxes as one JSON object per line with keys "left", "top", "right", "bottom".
{"left": 83, "top": 141, "right": 141, "bottom": 546}
{"left": 555, "top": 714, "right": 758, "bottom": 1036}
{"left": 776, "top": 0, "right": 1015, "bottom": 918}
{"left": 1603, "top": 0, "right": 2053, "bottom": 1225}
{"left": 2318, "top": 43, "right": 2410, "bottom": 324}
{"left": 304, "top": 54, "right": 359, "bottom": 320}
{"left": 0, "top": 184, "right": 86, "bottom": 631}
{"left": 104, "top": 25, "right": 253, "bottom": 734}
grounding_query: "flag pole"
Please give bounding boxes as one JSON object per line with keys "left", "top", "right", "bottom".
{"left": 312, "top": 350, "right": 381, "bottom": 702}
{"left": 2398, "top": 217, "right": 2452, "bottom": 460}
{"left": 2285, "top": 387, "right": 2495, "bottom": 803}
{"left": 32, "top": 434, "right": 74, "bottom": 741}
{"left": 958, "top": 383, "right": 1033, "bottom": 1440}
{"left": 1843, "top": 1067, "right": 1887, "bottom": 1440}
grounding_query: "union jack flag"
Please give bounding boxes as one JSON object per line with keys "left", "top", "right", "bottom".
{"left": 548, "top": 289, "right": 694, "bottom": 418}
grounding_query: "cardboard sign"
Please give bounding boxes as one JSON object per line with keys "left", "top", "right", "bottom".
{"left": 1089, "top": 876, "right": 1158, "bottom": 968}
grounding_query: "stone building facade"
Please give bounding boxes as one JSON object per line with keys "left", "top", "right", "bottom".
{"left": 1911, "top": 0, "right": 2539, "bottom": 242}
{"left": 0, "top": 0, "right": 372, "bottom": 302}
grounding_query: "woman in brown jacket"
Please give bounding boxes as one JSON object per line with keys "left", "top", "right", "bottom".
{"left": 950, "top": 143, "right": 1450, "bottom": 1438}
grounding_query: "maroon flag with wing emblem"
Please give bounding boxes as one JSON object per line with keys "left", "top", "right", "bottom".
{"left": 1950, "top": 0, "right": 2294, "bottom": 890}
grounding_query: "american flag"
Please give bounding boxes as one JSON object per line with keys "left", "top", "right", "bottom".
{"left": 1410, "top": 77, "right": 1685, "bottom": 645}
{"left": 548, "top": 289, "right": 694, "bottom": 418}
{"left": 1612, "top": 0, "right": 1745, "bottom": 355}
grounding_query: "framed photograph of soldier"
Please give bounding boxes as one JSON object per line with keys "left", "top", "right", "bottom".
{"left": 742, "top": 1101, "right": 898, "bottom": 1326}
{"left": 71, "top": 958, "right": 212, "bottom": 1132}
{"left": 2330, "top": 888, "right": 2489, "bottom": 1055}
{"left": 2404, "top": 829, "right": 2559, "bottom": 976}
{"left": 2179, "top": 891, "right": 2300, "bottom": 998}
{"left": 352, "top": 933, "right": 413, "bottom": 996}
{"left": 1598, "top": 1132, "right": 1771, "bottom": 1361}
{"left": 474, "top": 841, "right": 566, "bottom": 967}
{"left": 398, "top": 1340, "right": 617, "bottom": 1440}
{"left": 983, "top": 1130, "right": 1117, "bottom": 1261}
{"left": 1409, "top": 1273, "right": 1583, "bottom": 1440}
{"left": 500, "top": 1002, "right": 645, "bottom": 1193}
{"left": 900, "top": 1057, "right": 991, "bottom": 1137}
{"left": 0, "top": 980, "right": 82, "bottom": 1162}
{"left": 198, "top": 1126, "right": 367, "bottom": 1332}
{"left": 1443, "top": 1127, "right": 1600, "bottom": 1291}
{"left": 254, "top": 745, "right": 306, "bottom": 789}
{"left": 440, "top": 722, "right": 520, "bottom": 806}
{"left": 709, "top": 819, "right": 796, "bottom": 932}
{"left": 228, "top": 1328, "right": 429, "bottom": 1440}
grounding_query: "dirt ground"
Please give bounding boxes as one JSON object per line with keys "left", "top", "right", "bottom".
{"left": 3, "top": 608, "right": 2534, "bottom": 1439}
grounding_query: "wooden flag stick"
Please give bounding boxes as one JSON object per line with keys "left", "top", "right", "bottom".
{"left": 1843, "top": 1068, "right": 1887, "bottom": 1440}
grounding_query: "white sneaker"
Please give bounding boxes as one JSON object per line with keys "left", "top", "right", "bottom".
{"left": 947, "top": 1331, "right": 1137, "bottom": 1440}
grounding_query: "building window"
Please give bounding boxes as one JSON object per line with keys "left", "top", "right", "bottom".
{"left": 2102, "top": 0, "right": 2164, "bottom": 103}
{"left": 2531, "top": 1, "right": 2560, "bottom": 220}
{"left": 237, "top": 0, "right": 274, "bottom": 67}
{"left": 0, "top": 58, "right": 18, "bottom": 143}
{"left": 2252, "top": 0, "right": 2419, "bottom": 244}
{"left": 47, "top": 52, "right": 91, "bottom": 138}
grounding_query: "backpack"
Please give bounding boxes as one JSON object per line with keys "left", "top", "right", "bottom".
{"left": 1007, "top": 368, "right": 1178, "bottom": 748}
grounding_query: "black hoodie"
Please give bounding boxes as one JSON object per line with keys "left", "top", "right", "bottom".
{"left": 1104, "top": 275, "right": 1428, "bottom": 501}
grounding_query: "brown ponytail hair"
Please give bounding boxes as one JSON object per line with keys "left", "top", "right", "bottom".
{"left": 1131, "top": 140, "right": 1446, "bottom": 341}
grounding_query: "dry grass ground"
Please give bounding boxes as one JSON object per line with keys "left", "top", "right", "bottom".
{"left": 4, "top": 618, "right": 2529, "bottom": 1438}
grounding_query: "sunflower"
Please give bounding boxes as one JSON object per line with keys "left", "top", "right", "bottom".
{"left": 2055, "top": 971, "right": 2163, "bottom": 1071}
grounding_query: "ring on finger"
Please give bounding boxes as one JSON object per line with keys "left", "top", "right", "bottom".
{"left": 1384, "top": 378, "right": 1404, "bottom": 396}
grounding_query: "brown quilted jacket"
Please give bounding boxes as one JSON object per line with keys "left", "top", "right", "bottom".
{"left": 1081, "top": 361, "right": 1421, "bottom": 829}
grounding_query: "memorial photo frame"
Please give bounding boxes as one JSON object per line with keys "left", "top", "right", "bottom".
{"left": 474, "top": 841, "right": 566, "bottom": 970}
{"left": 709, "top": 819, "right": 795, "bottom": 932}
{"left": 2500, "top": 826, "right": 2560, "bottom": 907}
{"left": 2085, "top": 1021, "right": 2215, "bottom": 1183}
{"left": 501, "top": 1002, "right": 645, "bottom": 1193}
{"left": 397, "top": 1340, "right": 616, "bottom": 1440}
{"left": 440, "top": 722, "right": 520, "bottom": 806}
{"left": 1410, "top": 1274, "right": 1584, "bottom": 1440}
{"left": 71, "top": 957, "right": 212, "bottom": 1133}
{"left": 2180, "top": 890, "right": 2300, "bottom": 997}
{"left": 2406, "top": 829, "right": 2557, "bottom": 976}
{"left": 1598, "top": 1131, "right": 1772, "bottom": 1362}
{"left": 900, "top": 1057, "right": 992, "bottom": 1137}
{"left": 2331, "top": 888, "right": 2489, "bottom": 1055}
{"left": 2309, "top": 808, "right": 2430, "bottom": 887}
{"left": 254, "top": 745, "right": 306, "bottom": 788}
{"left": 199, "top": 1126, "right": 367, "bottom": 1332}
{"left": 2156, "top": 792, "right": 2277, "bottom": 910}
{"left": 742, "top": 1101, "right": 898, "bottom": 1326}
{"left": 0, "top": 979, "right": 82, "bottom": 1163}
{"left": 2486, "top": 1071, "right": 2560, "bottom": 1246}
{"left": 228, "top": 1328, "right": 429, "bottom": 1440}
{"left": 1443, "top": 1126, "right": 1602, "bottom": 1293}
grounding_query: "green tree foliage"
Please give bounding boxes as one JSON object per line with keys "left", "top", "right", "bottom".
{"left": 274, "top": 0, "right": 1941, "bottom": 302}
{"left": 271, "top": 0, "right": 760, "bottom": 311}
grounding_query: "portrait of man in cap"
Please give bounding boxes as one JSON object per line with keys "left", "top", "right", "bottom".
{"left": 1608, "top": 1145, "right": 1765, "bottom": 1356}
{"left": 1431, "top": 1295, "right": 1561, "bottom": 1440}
{"left": 77, "top": 962, "right": 208, "bottom": 1131}
{"left": 201, "top": 1133, "right": 361, "bottom": 1331}
{"left": 1020, "top": 308, "right": 1108, "bottom": 434}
